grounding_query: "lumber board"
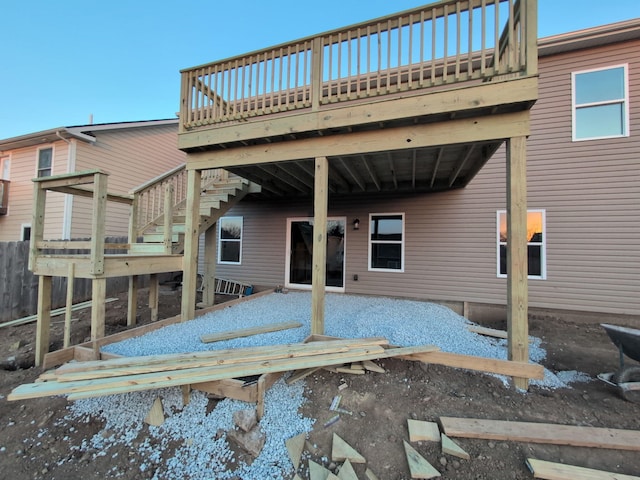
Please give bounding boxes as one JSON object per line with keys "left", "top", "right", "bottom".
{"left": 192, "top": 378, "right": 257, "bottom": 403}
{"left": 466, "top": 325, "right": 508, "bottom": 339}
{"left": 403, "top": 440, "right": 441, "bottom": 478}
{"left": 526, "top": 458, "right": 640, "bottom": 480}
{"left": 362, "top": 359, "right": 386, "bottom": 373}
{"left": 408, "top": 420, "right": 440, "bottom": 442}
{"left": 402, "top": 351, "right": 544, "bottom": 379}
{"left": 54, "top": 338, "right": 389, "bottom": 375}
{"left": 200, "top": 320, "right": 303, "bottom": 343}
{"left": 332, "top": 433, "right": 366, "bottom": 463}
{"left": 286, "top": 367, "right": 322, "bottom": 384}
{"left": 440, "top": 417, "right": 640, "bottom": 451}
{"left": 10, "top": 344, "right": 438, "bottom": 401}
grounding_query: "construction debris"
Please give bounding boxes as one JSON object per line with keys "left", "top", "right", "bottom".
{"left": 337, "top": 459, "right": 359, "bottom": 480}
{"left": 200, "top": 320, "right": 303, "bottom": 343}
{"left": 441, "top": 433, "right": 470, "bottom": 460}
{"left": 440, "top": 416, "right": 640, "bottom": 451}
{"left": 403, "top": 440, "right": 441, "bottom": 479}
{"left": 227, "top": 426, "right": 266, "bottom": 458}
{"left": 144, "top": 397, "right": 165, "bottom": 427}
{"left": 285, "top": 432, "right": 306, "bottom": 470}
{"left": 309, "top": 460, "right": 333, "bottom": 480}
{"left": 233, "top": 408, "right": 257, "bottom": 433}
{"left": 526, "top": 458, "right": 640, "bottom": 480}
{"left": 331, "top": 433, "right": 366, "bottom": 464}
{"left": 408, "top": 419, "right": 441, "bottom": 442}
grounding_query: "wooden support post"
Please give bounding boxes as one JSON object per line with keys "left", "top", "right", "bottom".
{"left": 90, "top": 172, "right": 107, "bottom": 275}
{"left": 35, "top": 275, "right": 52, "bottom": 367}
{"left": 29, "top": 182, "right": 46, "bottom": 271}
{"left": 127, "top": 275, "right": 138, "bottom": 326}
{"left": 311, "top": 156, "right": 328, "bottom": 335}
{"left": 91, "top": 278, "right": 107, "bottom": 341}
{"left": 202, "top": 225, "right": 217, "bottom": 307}
{"left": 163, "top": 183, "right": 174, "bottom": 254}
{"left": 64, "top": 263, "right": 75, "bottom": 348}
{"left": 181, "top": 168, "right": 201, "bottom": 322}
{"left": 256, "top": 375, "right": 266, "bottom": 420}
{"left": 506, "top": 136, "right": 529, "bottom": 390}
{"left": 149, "top": 274, "right": 159, "bottom": 322}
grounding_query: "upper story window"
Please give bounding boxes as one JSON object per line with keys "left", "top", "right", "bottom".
{"left": 369, "top": 213, "right": 404, "bottom": 272}
{"left": 572, "top": 65, "right": 628, "bottom": 141}
{"left": 218, "top": 216, "right": 243, "bottom": 264}
{"left": 37, "top": 147, "right": 53, "bottom": 177}
{"left": 497, "top": 209, "right": 546, "bottom": 280}
{"left": 0, "top": 156, "right": 10, "bottom": 180}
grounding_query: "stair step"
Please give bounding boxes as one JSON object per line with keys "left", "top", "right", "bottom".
{"left": 143, "top": 233, "right": 181, "bottom": 243}
{"left": 129, "top": 243, "right": 167, "bottom": 254}
{"left": 200, "top": 199, "right": 221, "bottom": 208}
{"left": 153, "top": 224, "right": 186, "bottom": 234}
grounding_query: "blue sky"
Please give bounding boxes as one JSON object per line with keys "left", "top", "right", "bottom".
{"left": 1, "top": 0, "right": 639, "bottom": 140}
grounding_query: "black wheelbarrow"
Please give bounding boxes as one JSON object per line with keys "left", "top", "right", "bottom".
{"left": 597, "top": 323, "right": 640, "bottom": 403}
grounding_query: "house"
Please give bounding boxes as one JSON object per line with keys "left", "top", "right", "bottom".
{"left": 0, "top": 119, "right": 187, "bottom": 242}
{"left": 204, "top": 16, "right": 639, "bottom": 325}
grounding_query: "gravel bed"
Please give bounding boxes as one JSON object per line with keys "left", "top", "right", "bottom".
{"left": 59, "top": 292, "right": 587, "bottom": 479}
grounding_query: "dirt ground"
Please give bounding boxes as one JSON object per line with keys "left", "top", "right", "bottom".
{"left": 0, "top": 286, "right": 639, "bottom": 480}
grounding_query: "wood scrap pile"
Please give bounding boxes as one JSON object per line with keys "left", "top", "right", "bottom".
{"left": 7, "top": 337, "right": 439, "bottom": 402}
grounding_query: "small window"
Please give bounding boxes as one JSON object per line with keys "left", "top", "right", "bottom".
{"left": 497, "top": 210, "right": 546, "bottom": 279}
{"left": 218, "top": 216, "right": 243, "bottom": 264}
{"left": 21, "top": 225, "right": 31, "bottom": 241}
{"left": 0, "top": 156, "right": 10, "bottom": 180}
{"left": 369, "top": 213, "right": 404, "bottom": 272}
{"left": 572, "top": 65, "right": 628, "bottom": 141}
{"left": 37, "top": 147, "right": 53, "bottom": 177}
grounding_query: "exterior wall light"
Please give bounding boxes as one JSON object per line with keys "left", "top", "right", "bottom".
{"left": 353, "top": 218, "right": 360, "bottom": 230}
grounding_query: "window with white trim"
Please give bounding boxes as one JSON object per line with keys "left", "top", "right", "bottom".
{"left": 21, "top": 224, "right": 31, "bottom": 241}
{"left": 0, "top": 155, "right": 10, "bottom": 180}
{"left": 217, "top": 216, "right": 243, "bottom": 264}
{"left": 37, "top": 147, "right": 53, "bottom": 177}
{"left": 368, "top": 213, "right": 404, "bottom": 272}
{"left": 572, "top": 65, "right": 628, "bottom": 141}
{"left": 497, "top": 210, "right": 546, "bottom": 279}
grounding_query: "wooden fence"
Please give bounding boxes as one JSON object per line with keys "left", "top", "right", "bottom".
{"left": 0, "top": 238, "right": 136, "bottom": 323}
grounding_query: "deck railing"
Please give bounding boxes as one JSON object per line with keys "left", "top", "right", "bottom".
{"left": 180, "top": 0, "right": 536, "bottom": 130}
{"left": 130, "top": 164, "right": 227, "bottom": 236}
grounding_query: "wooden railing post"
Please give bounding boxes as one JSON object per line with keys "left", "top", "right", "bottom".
{"left": 163, "top": 183, "right": 175, "bottom": 254}
{"left": 311, "top": 37, "right": 323, "bottom": 111}
{"left": 524, "top": 0, "right": 538, "bottom": 76}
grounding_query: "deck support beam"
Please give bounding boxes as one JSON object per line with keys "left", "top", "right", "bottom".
{"left": 506, "top": 136, "right": 529, "bottom": 390}
{"left": 181, "top": 168, "right": 201, "bottom": 322}
{"left": 149, "top": 274, "right": 159, "bottom": 322}
{"left": 91, "top": 278, "right": 107, "bottom": 341}
{"left": 35, "top": 275, "right": 52, "bottom": 367}
{"left": 311, "top": 156, "right": 329, "bottom": 335}
{"left": 202, "top": 225, "right": 217, "bottom": 307}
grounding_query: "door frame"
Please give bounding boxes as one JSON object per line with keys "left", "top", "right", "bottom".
{"left": 285, "top": 216, "right": 346, "bottom": 293}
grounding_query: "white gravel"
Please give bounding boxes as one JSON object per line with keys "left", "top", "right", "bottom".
{"left": 59, "top": 292, "right": 588, "bottom": 479}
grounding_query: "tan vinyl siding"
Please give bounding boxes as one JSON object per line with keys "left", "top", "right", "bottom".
{"left": 0, "top": 142, "right": 69, "bottom": 241}
{"left": 71, "top": 124, "right": 186, "bottom": 238}
{"left": 214, "top": 39, "right": 640, "bottom": 317}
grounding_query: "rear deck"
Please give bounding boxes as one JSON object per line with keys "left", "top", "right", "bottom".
{"left": 178, "top": 0, "right": 538, "bottom": 387}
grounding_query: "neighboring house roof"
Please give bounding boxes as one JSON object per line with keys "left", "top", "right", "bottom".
{"left": 539, "top": 18, "right": 640, "bottom": 57}
{"left": 0, "top": 118, "right": 179, "bottom": 152}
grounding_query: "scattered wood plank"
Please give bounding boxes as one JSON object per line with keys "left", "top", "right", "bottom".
{"left": 362, "top": 359, "right": 386, "bottom": 373}
{"left": 440, "top": 417, "right": 640, "bottom": 451}
{"left": 0, "top": 298, "right": 118, "bottom": 329}
{"left": 526, "top": 458, "right": 640, "bottom": 480}
{"left": 403, "top": 440, "right": 441, "bottom": 478}
{"left": 337, "top": 459, "right": 359, "bottom": 480}
{"left": 408, "top": 420, "right": 440, "bottom": 442}
{"left": 10, "top": 343, "right": 439, "bottom": 401}
{"left": 309, "top": 460, "right": 332, "bottom": 480}
{"left": 466, "top": 325, "right": 508, "bottom": 339}
{"left": 401, "top": 351, "right": 544, "bottom": 380}
{"left": 335, "top": 367, "right": 365, "bottom": 375}
{"left": 332, "top": 433, "right": 366, "bottom": 463}
{"left": 441, "top": 434, "right": 470, "bottom": 460}
{"left": 287, "top": 367, "right": 322, "bottom": 384}
{"left": 200, "top": 321, "right": 303, "bottom": 343}
{"left": 144, "top": 397, "right": 164, "bottom": 426}
{"left": 286, "top": 433, "right": 306, "bottom": 470}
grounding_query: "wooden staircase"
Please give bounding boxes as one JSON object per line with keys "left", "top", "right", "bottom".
{"left": 130, "top": 166, "right": 260, "bottom": 255}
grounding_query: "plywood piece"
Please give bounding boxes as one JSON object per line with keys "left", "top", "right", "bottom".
{"left": 337, "top": 459, "right": 359, "bottom": 480}
{"left": 200, "top": 321, "right": 303, "bottom": 343}
{"left": 526, "top": 458, "right": 640, "bottom": 480}
{"left": 403, "top": 441, "right": 441, "bottom": 479}
{"left": 144, "top": 397, "right": 164, "bottom": 426}
{"left": 286, "top": 433, "right": 306, "bottom": 470}
{"left": 362, "top": 360, "right": 385, "bottom": 373}
{"left": 408, "top": 420, "right": 440, "bottom": 442}
{"left": 440, "top": 417, "right": 640, "bottom": 451}
{"left": 332, "top": 433, "right": 366, "bottom": 464}
{"left": 309, "top": 460, "right": 332, "bottom": 480}
{"left": 441, "top": 434, "right": 469, "bottom": 460}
